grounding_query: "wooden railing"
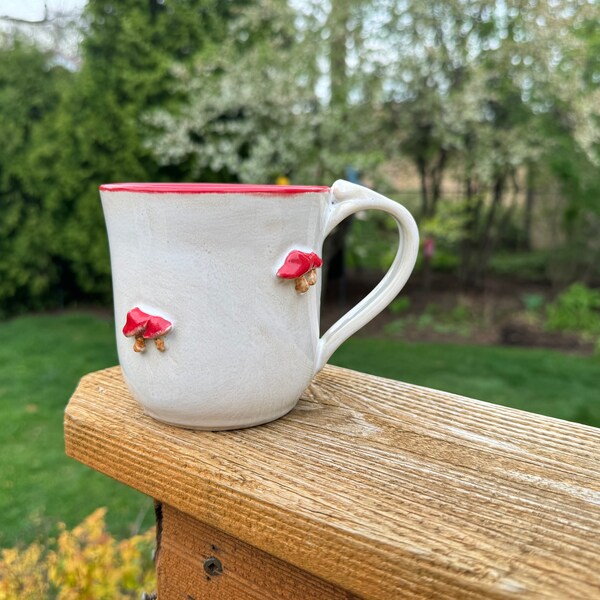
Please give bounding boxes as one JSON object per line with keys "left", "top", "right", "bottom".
{"left": 64, "top": 365, "right": 600, "bottom": 599}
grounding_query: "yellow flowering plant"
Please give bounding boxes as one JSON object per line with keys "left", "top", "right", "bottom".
{"left": 0, "top": 508, "right": 156, "bottom": 600}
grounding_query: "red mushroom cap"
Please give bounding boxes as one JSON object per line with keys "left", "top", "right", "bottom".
{"left": 123, "top": 307, "right": 152, "bottom": 337}
{"left": 276, "top": 250, "right": 313, "bottom": 279}
{"left": 143, "top": 315, "right": 173, "bottom": 339}
{"left": 308, "top": 252, "right": 323, "bottom": 268}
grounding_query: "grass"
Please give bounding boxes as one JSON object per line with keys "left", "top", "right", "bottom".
{"left": 1, "top": 312, "right": 599, "bottom": 548}
{"left": 0, "top": 313, "right": 154, "bottom": 548}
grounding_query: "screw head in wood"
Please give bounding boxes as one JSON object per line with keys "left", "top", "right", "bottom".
{"left": 203, "top": 556, "right": 223, "bottom": 577}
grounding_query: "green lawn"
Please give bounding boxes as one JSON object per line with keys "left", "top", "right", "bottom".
{"left": 0, "top": 313, "right": 154, "bottom": 548}
{"left": 1, "top": 312, "right": 599, "bottom": 548}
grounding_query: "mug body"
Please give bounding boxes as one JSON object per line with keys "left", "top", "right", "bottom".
{"left": 100, "top": 183, "right": 330, "bottom": 429}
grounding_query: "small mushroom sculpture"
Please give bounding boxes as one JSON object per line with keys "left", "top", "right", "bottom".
{"left": 277, "top": 250, "right": 323, "bottom": 294}
{"left": 306, "top": 252, "right": 323, "bottom": 286}
{"left": 123, "top": 307, "right": 152, "bottom": 352}
{"left": 123, "top": 308, "right": 173, "bottom": 352}
{"left": 143, "top": 315, "right": 173, "bottom": 352}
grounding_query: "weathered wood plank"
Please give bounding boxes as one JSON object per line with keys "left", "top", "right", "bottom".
{"left": 64, "top": 365, "right": 600, "bottom": 599}
{"left": 157, "top": 503, "right": 356, "bottom": 599}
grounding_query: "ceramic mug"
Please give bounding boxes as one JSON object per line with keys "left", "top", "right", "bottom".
{"left": 100, "top": 180, "right": 418, "bottom": 429}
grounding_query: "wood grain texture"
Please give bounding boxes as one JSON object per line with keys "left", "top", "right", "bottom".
{"left": 64, "top": 365, "right": 600, "bottom": 600}
{"left": 157, "top": 503, "right": 356, "bottom": 599}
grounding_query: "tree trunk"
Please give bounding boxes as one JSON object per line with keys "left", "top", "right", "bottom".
{"left": 460, "top": 175, "right": 506, "bottom": 289}
{"left": 459, "top": 176, "right": 477, "bottom": 287}
{"left": 325, "top": 0, "right": 351, "bottom": 299}
{"left": 329, "top": 0, "right": 349, "bottom": 110}
{"left": 417, "top": 158, "right": 430, "bottom": 217}
{"left": 523, "top": 164, "right": 535, "bottom": 250}
{"left": 481, "top": 176, "right": 505, "bottom": 249}
{"left": 430, "top": 148, "right": 447, "bottom": 216}
{"left": 416, "top": 149, "right": 447, "bottom": 219}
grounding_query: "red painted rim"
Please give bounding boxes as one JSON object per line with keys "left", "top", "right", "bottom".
{"left": 99, "top": 183, "right": 329, "bottom": 194}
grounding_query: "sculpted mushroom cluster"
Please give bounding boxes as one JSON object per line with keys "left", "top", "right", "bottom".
{"left": 123, "top": 307, "right": 173, "bottom": 352}
{"left": 277, "top": 250, "right": 323, "bottom": 294}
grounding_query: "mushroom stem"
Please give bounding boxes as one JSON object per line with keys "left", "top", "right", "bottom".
{"left": 154, "top": 337, "right": 165, "bottom": 352}
{"left": 133, "top": 336, "right": 146, "bottom": 353}
{"left": 306, "top": 268, "right": 317, "bottom": 286}
{"left": 294, "top": 275, "right": 310, "bottom": 294}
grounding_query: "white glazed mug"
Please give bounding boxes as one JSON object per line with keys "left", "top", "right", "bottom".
{"left": 100, "top": 180, "right": 419, "bottom": 429}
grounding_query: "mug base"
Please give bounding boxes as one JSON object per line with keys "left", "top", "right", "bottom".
{"left": 142, "top": 404, "right": 297, "bottom": 431}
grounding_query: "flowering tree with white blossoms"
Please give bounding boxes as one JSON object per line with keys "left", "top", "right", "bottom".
{"left": 146, "top": 0, "right": 383, "bottom": 185}
{"left": 147, "top": 0, "right": 600, "bottom": 285}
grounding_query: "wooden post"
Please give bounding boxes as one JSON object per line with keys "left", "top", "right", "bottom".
{"left": 65, "top": 365, "right": 600, "bottom": 599}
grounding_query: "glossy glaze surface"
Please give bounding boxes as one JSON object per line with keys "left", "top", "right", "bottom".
{"left": 101, "top": 180, "right": 418, "bottom": 429}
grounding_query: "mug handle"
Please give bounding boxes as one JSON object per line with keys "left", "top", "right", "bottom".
{"left": 315, "top": 180, "right": 419, "bottom": 372}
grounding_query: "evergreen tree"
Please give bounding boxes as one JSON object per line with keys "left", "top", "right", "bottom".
{"left": 33, "top": 0, "right": 245, "bottom": 303}
{"left": 0, "top": 40, "right": 72, "bottom": 314}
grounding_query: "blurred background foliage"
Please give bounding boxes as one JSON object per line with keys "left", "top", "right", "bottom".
{"left": 1, "top": 2, "right": 600, "bottom": 593}
{"left": 0, "top": 0, "right": 598, "bottom": 316}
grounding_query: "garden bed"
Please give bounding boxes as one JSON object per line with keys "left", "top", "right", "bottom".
{"left": 322, "top": 270, "right": 596, "bottom": 355}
